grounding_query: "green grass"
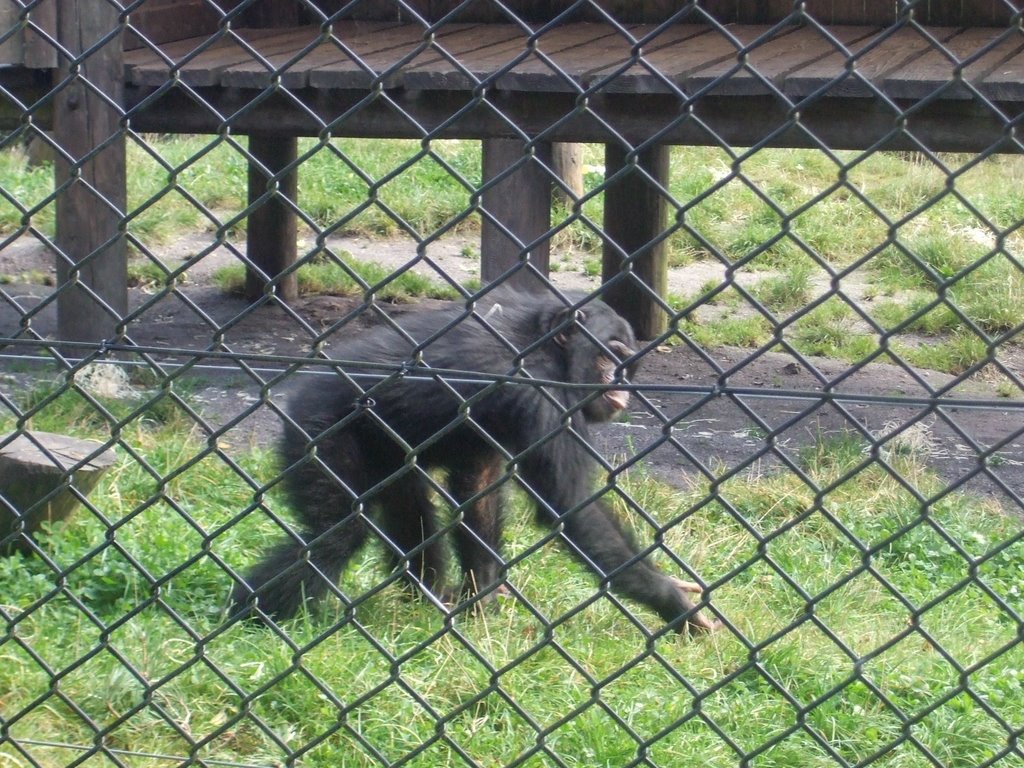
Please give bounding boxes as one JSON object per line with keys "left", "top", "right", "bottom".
{"left": 677, "top": 311, "right": 772, "bottom": 349}
{"left": 1, "top": 383, "right": 1022, "bottom": 766}
{"left": 0, "top": 268, "right": 51, "bottom": 285}
{"left": 0, "top": 139, "right": 1021, "bottom": 374}
{"left": 787, "top": 299, "right": 878, "bottom": 362}
{"left": 871, "top": 239, "right": 1023, "bottom": 337}
{"left": 0, "top": 136, "right": 483, "bottom": 244}
{"left": 892, "top": 332, "right": 991, "bottom": 375}
{"left": 213, "top": 252, "right": 461, "bottom": 302}
{"left": 749, "top": 260, "right": 815, "bottom": 314}
{"left": 126, "top": 259, "right": 187, "bottom": 290}
{"left": 0, "top": 146, "right": 56, "bottom": 233}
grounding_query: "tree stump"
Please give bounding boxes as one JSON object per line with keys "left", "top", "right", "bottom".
{"left": 0, "top": 431, "right": 116, "bottom": 555}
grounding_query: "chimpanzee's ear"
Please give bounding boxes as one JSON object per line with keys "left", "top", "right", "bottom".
{"left": 550, "top": 307, "right": 587, "bottom": 347}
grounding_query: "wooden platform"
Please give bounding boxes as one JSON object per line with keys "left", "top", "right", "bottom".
{"left": 124, "top": 21, "right": 1024, "bottom": 101}
{"left": 2, "top": 11, "right": 1022, "bottom": 341}
{"left": 111, "top": 21, "right": 1024, "bottom": 154}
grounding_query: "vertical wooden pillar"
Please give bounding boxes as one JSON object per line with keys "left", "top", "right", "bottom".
{"left": 480, "top": 138, "right": 551, "bottom": 292}
{"left": 551, "top": 142, "right": 584, "bottom": 204}
{"left": 0, "top": 1, "right": 55, "bottom": 67}
{"left": 229, "top": 1, "right": 301, "bottom": 304}
{"left": 54, "top": 1, "right": 126, "bottom": 346}
{"left": 245, "top": 135, "right": 299, "bottom": 303}
{"left": 601, "top": 143, "right": 670, "bottom": 340}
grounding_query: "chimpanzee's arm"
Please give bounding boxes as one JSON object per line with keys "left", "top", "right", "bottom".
{"left": 516, "top": 433, "right": 715, "bottom": 634}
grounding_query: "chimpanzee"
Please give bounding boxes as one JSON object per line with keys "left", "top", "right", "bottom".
{"left": 229, "top": 289, "right": 716, "bottom": 634}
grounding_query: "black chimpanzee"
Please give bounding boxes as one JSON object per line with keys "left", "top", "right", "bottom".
{"left": 229, "top": 289, "right": 716, "bottom": 634}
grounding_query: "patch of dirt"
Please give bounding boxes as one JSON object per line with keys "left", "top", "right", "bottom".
{"left": 1, "top": 233, "right": 1021, "bottom": 500}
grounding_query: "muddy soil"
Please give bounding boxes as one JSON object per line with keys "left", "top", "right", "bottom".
{"left": 1, "top": 233, "right": 1021, "bottom": 500}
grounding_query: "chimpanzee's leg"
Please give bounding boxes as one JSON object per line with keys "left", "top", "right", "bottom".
{"left": 230, "top": 418, "right": 376, "bottom": 622}
{"left": 229, "top": 514, "right": 371, "bottom": 622}
{"left": 373, "top": 474, "right": 450, "bottom": 600}
{"left": 449, "top": 456, "right": 506, "bottom": 604}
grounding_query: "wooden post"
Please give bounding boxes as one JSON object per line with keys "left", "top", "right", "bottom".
{"left": 224, "top": 2, "right": 302, "bottom": 304}
{"left": 245, "top": 135, "right": 299, "bottom": 303}
{"left": 24, "top": 0, "right": 57, "bottom": 69}
{"left": 54, "top": 1, "right": 127, "bottom": 346}
{"left": 480, "top": 138, "right": 551, "bottom": 292}
{"left": 601, "top": 143, "right": 670, "bottom": 340}
{"left": 551, "top": 142, "right": 584, "bottom": 204}
{"left": 0, "top": 0, "right": 56, "bottom": 68}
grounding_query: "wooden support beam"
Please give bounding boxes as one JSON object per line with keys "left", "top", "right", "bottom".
{"left": 601, "top": 143, "right": 670, "bottom": 340}
{"left": 54, "top": 0, "right": 127, "bottom": 347}
{"left": 106, "top": 86, "right": 1024, "bottom": 156}
{"left": 480, "top": 138, "right": 552, "bottom": 292}
{"left": 245, "top": 135, "right": 299, "bottom": 303}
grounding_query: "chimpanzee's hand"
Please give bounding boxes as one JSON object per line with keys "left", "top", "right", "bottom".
{"left": 670, "top": 577, "right": 721, "bottom": 634}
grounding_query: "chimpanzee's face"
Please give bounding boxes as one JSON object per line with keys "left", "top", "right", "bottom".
{"left": 563, "top": 303, "right": 638, "bottom": 423}
{"left": 584, "top": 337, "right": 637, "bottom": 422}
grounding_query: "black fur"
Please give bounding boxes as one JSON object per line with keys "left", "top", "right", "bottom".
{"left": 230, "top": 290, "right": 709, "bottom": 633}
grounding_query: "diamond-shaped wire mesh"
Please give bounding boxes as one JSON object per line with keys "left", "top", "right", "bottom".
{"left": 0, "top": 1, "right": 1022, "bottom": 765}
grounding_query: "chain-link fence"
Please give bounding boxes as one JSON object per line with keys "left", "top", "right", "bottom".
{"left": 1, "top": 1, "right": 1023, "bottom": 766}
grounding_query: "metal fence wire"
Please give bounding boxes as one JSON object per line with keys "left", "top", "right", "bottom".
{"left": 0, "top": 0, "right": 1023, "bottom": 765}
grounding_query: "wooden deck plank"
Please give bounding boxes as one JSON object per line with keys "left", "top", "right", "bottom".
{"left": 220, "top": 21, "right": 411, "bottom": 88}
{"left": 784, "top": 26, "right": 962, "bottom": 99}
{"left": 978, "top": 43, "right": 1024, "bottom": 101}
{"left": 399, "top": 22, "right": 638, "bottom": 92}
{"left": 305, "top": 22, "right": 489, "bottom": 89}
{"left": 310, "top": 22, "right": 451, "bottom": 89}
{"left": 576, "top": 24, "right": 718, "bottom": 94}
{"left": 677, "top": 25, "right": 797, "bottom": 96}
{"left": 181, "top": 28, "right": 323, "bottom": 88}
{"left": 684, "top": 25, "right": 881, "bottom": 97}
{"left": 124, "top": 28, "right": 262, "bottom": 84}
{"left": 124, "top": 21, "right": 1024, "bottom": 103}
{"left": 309, "top": 23, "right": 606, "bottom": 91}
{"left": 125, "top": 27, "right": 288, "bottom": 86}
{"left": 490, "top": 23, "right": 644, "bottom": 92}
{"left": 959, "top": 28, "right": 1024, "bottom": 98}
{"left": 307, "top": 22, "right": 522, "bottom": 89}
{"left": 400, "top": 28, "right": 540, "bottom": 89}
{"left": 125, "top": 27, "right": 317, "bottom": 87}
{"left": 883, "top": 27, "right": 1024, "bottom": 99}
{"left": 624, "top": 25, "right": 776, "bottom": 94}
{"left": 398, "top": 23, "right": 526, "bottom": 88}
